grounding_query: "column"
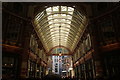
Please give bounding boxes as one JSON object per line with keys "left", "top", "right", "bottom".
{"left": 90, "top": 23, "right": 104, "bottom": 79}
{"left": 20, "top": 22, "right": 32, "bottom": 78}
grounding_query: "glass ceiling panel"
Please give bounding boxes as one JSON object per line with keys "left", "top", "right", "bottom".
{"left": 35, "top": 12, "right": 85, "bottom": 27}
{"left": 44, "top": 35, "right": 74, "bottom": 44}
{"left": 34, "top": 6, "right": 87, "bottom": 53}
{"left": 45, "top": 37, "right": 73, "bottom": 46}
{"left": 38, "top": 21, "right": 81, "bottom": 32}
{"left": 41, "top": 30, "right": 79, "bottom": 39}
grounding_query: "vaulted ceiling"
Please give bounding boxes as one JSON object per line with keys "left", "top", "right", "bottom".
{"left": 33, "top": 5, "right": 88, "bottom": 54}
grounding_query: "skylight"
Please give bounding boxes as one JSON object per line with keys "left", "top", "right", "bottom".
{"left": 34, "top": 6, "right": 87, "bottom": 54}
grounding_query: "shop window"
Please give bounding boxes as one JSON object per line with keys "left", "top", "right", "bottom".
{"left": 103, "top": 32, "right": 115, "bottom": 39}
{"left": 99, "top": 18, "right": 115, "bottom": 44}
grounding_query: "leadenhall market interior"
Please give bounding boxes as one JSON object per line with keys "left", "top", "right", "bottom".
{"left": 2, "top": 2, "right": 120, "bottom": 80}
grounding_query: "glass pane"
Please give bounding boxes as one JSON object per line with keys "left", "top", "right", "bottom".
{"left": 61, "top": 14, "right": 66, "bottom": 17}
{"left": 53, "top": 6, "right": 59, "bottom": 11}
{"left": 46, "top": 7, "right": 52, "bottom": 12}
{"left": 68, "top": 12, "right": 73, "bottom": 15}
{"left": 68, "top": 7, "right": 74, "bottom": 11}
{"left": 61, "top": 6, "right": 67, "bottom": 11}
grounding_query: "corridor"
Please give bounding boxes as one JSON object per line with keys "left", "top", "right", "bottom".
{"left": 2, "top": 2, "right": 120, "bottom": 80}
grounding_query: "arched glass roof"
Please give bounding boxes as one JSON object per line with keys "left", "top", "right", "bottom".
{"left": 34, "top": 6, "right": 87, "bottom": 54}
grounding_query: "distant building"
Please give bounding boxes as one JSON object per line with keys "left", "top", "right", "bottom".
{"left": 52, "top": 55, "right": 73, "bottom": 77}
{"left": 52, "top": 56, "right": 62, "bottom": 74}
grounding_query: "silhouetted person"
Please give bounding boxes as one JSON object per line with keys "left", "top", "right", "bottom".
{"left": 43, "top": 74, "right": 63, "bottom": 80}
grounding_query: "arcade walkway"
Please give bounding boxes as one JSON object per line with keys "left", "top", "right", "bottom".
{"left": 2, "top": 2, "right": 120, "bottom": 80}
